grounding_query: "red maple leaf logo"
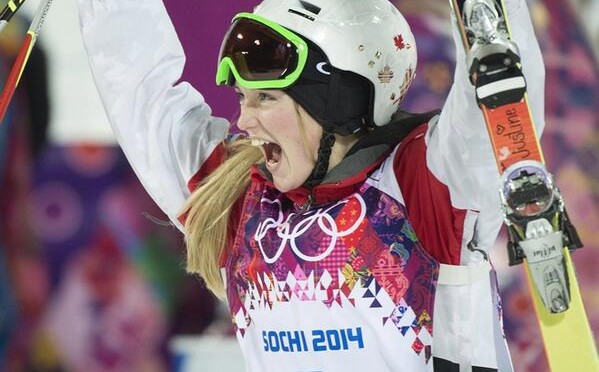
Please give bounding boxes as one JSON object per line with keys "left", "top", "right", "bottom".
{"left": 394, "top": 35, "right": 405, "bottom": 50}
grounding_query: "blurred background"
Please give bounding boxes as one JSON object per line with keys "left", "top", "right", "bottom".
{"left": 0, "top": 0, "right": 596, "bottom": 371}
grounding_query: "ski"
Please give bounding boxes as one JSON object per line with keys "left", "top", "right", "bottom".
{"left": 447, "top": 0, "right": 598, "bottom": 369}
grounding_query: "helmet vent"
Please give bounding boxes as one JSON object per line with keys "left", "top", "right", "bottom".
{"left": 298, "top": 1, "right": 321, "bottom": 14}
{"left": 287, "top": 8, "right": 316, "bottom": 21}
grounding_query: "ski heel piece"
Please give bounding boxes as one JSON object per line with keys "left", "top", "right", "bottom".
{"left": 463, "top": 0, "right": 525, "bottom": 108}
{"left": 500, "top": 161, "right": 583, "bottom": 313}
{"left": 519, "top": 220, "right": 570, "bottom": 313}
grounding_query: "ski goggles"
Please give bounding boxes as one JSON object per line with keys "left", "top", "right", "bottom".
{"left": 216, "top": 13, "right": 308, "bottom": 89}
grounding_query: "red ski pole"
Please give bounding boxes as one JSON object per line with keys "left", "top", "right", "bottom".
{"left": 0, "top": 0, "right": 30, "bottom": 33}
{"left": 0, "top": 0, "right": 53, "bottom": 124}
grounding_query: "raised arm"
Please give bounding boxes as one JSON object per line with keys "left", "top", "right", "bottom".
{"left": 77, "top": 0, "right": 230, "bottom": 229}
{"left": 426, "top": 0, "right": 545, "bottom": 251}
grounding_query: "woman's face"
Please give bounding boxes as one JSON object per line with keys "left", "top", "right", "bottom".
{"left": 236, "top": 87, "right": 323, "bottom": 192}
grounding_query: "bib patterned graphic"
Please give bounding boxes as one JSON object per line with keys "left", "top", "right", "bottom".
{"left": 224, "top": 181, "right": 440, "bottom": 371}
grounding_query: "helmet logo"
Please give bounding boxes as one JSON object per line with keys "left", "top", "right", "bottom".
{"left": 378, "top": 65, "right": 394, "bottom": 84}
{"left": 393, "top": 34, "right": 406, "bottom": 50}
{"left": 394, "top": 65, "right": 415, "bottom": 104}
{"left": 316, "top": 62, "right": 331, "bottom": 75}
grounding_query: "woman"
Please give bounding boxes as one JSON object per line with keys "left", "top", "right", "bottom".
{"left": 77, "top": 0, "right": 544, "bottom": 370}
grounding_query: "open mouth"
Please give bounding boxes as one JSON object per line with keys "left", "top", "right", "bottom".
{"left": 251, "top": 139, "right": 282, "bottom": 166}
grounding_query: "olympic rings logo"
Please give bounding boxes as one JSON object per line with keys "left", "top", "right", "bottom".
{"left": 254, "top": 195, "right": 366, "bottom": 264}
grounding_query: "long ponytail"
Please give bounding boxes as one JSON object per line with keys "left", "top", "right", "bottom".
{"left": 181, "top": 139, "right": 262, "bottom": 298}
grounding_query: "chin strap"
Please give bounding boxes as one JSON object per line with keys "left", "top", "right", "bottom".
{"left": 303, "top": 131, "right": 336, "bottom": 189}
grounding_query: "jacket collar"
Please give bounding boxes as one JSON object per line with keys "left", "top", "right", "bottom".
{"left": 250, "top": 148, "right": 389, "bottom": 207}
{"left": 250, "top": 110, "right": 439, "bottom": 208}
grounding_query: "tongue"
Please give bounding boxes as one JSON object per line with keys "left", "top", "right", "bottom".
{"left": 264, "top": 143, "right": 282, "bottom": 164}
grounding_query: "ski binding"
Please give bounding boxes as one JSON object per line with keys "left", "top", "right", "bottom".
{"left": 500, "top": 161, "right": 582, "bottom": 313}
{"left": 463, "top": 0, "right": 526, "bottom": 108}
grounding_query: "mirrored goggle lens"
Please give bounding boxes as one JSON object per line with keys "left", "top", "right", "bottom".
{"left": 219, "top": 18, "right": 298, "bottom": 81}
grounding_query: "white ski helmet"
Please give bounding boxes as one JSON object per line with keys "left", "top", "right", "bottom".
{"left": 252, "top": 0, "right": 417, "bottom": 127}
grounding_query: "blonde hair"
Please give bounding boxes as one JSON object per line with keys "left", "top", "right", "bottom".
{"left": 181, "top": 139, "right": 262, "bottom": 298}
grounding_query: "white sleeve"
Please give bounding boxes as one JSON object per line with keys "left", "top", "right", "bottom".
{"left": 77, "top": 0, "right": 230, "bottom": 230}
{"left": 425, "top": 0, "right": 545, "bottom": 254}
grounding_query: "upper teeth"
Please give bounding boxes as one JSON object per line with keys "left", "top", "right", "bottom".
{"left": 250, "top": 139, "right": 270, "bottom": 147}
